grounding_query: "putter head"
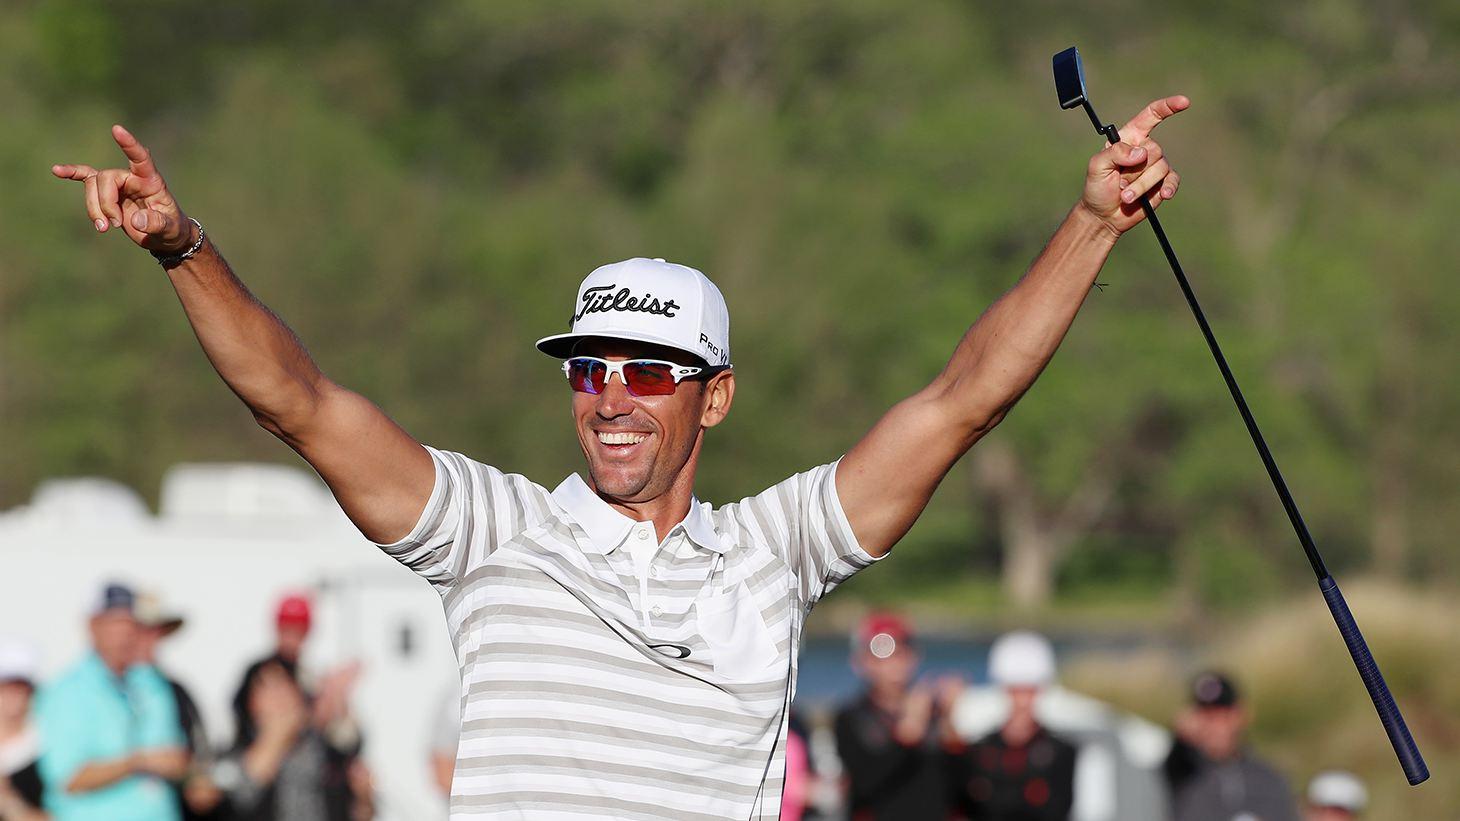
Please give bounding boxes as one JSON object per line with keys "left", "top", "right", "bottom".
{"left": 1053, "top": 47, "right": 1087, "bottom": 109}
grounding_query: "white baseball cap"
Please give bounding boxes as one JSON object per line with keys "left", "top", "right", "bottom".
{"left": 0, "top": 637, "right": 40, "bottom": 685}
{"left": 1307, "top": 770, "right": 1367, "bottom": 811}
{"left": 988, "top": 630, "right": 1057, "bottom": 687}
{"left": 536, "top": 258, "right": 731, "bottom": 367}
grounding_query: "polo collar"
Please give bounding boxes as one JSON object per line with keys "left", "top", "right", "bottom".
{"left": 550, "top": 474, "right": 728, "bottom": 555}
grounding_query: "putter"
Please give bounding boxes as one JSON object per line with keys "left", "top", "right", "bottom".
{"left": 1052, "top": 46, "right": 1429, "bottom": 786}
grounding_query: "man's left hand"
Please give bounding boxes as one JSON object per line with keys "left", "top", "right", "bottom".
{"left": 1080, "top": 95, "right": 1190, "bottom": 236}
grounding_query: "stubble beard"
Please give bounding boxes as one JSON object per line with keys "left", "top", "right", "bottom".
{"left": 586, "top": 435, "right": 694, "bottom": 504}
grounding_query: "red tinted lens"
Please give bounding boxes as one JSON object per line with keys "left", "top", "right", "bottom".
{"left": 623, "top": 362, "right": 678, "bottom": 396}
{"left": 566, "top": 359, "right": 606, "bottom": 394}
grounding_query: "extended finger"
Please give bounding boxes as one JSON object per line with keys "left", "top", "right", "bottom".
{"left": 95, "top": 169, "right": 128, "bottom": 228}
{"left": 1120, "top": 95, "right": 1190, "bottom": 143}
{"left": 111, "top": 124, "right": 159, "bottom": 178}
{"left": 52, "top": 163, "right": 98, "bottom": 181}
{"left": 1120, "top": 158, "right": 1172, "bottom": 204}
{"left": 83, "top": 173, "right": 106, "bottom": 232}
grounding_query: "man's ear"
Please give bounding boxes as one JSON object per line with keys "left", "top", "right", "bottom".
{"left": 700, "top": 371, "right": 735, "bottom": 428}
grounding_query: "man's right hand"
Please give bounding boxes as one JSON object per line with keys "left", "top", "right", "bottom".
{"left": 52, "top": 124, "right": 196, "bottom": 255}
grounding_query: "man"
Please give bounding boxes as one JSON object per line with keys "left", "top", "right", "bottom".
{"left": 134, "top": 594, "right": 222, "bottom": 820}
{"left": 1163, "top": 671, "right": 1297, "bottom": 821}
{"left": 833, "top": 613, "right": 958, "bottom": 820}
{"left": 52, "top": 92, "right": 1185, "bottom": 818}
{"left": 949, "top": 631, "right": 1077, "bottom": 821}
{"left": 33, "top": 584, "right": 187, "bottom": 821}
{"left": 1303, "top": 771, "right": 1366, "bottom": 821}
{"left": 0, "top": 638, "right": 47, "bottom": 821}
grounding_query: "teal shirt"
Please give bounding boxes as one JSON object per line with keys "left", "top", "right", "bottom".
{"left": 35, "top": 653, "right": 184, "bottom": 821}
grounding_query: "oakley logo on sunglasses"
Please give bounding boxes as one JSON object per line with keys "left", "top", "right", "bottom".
{"left": 573, "top": 285, "right": 682, "bottom": 324}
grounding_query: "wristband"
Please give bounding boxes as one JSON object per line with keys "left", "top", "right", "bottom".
{"left": 151, "top": 217, "right": 205, "bottom": 268}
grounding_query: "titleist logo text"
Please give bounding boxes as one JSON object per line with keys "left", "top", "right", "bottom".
{"left": 573, "top": 285, "right": 681, "bottom": 323}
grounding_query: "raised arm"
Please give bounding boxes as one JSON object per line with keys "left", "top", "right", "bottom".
{"left": 52, "top": 125, "right": 433, "bottom": 543}
{"left": 838, "top": 96, "right": 1189, "bottom": 557}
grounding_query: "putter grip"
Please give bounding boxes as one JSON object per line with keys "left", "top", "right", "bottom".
{"left": 1319, "top": 575, "right": 1429, "bottom": 784}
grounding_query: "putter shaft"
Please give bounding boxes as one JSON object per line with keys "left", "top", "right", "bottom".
{"left": 1079, "top": 93, "right": 1428, "bottom": 786}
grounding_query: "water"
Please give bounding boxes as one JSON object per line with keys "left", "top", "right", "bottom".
{"left": 792, "top": 632, "right": 1175, "bottom": 709}
{"left": 793, "top": 636, "right": 992, "bottom": 708}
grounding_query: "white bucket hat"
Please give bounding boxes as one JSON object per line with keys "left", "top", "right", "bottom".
{"left": 1307, "top": 770, "right": 1367, "bottom": 812}
{"left": 0, "top": 637, "right": 40, "bottom": 685}
{"left": 536, "top": 258, "right": 731, "bottom": 367}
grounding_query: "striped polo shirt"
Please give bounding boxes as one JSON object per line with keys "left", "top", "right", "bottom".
{"left": 376, "top": 446, "right": 881, "bottom": 819}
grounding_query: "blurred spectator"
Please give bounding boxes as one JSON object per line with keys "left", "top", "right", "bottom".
{"left": 833, "top": 613, "right": 958, "bottom": 820}
{"left": 231, "top": 594, "right": 314, "bottom": 722}
{"left": 428, "top": 691, "right": 459, "bottom": 798}
{"left": 948, "top": 630, "right": 1077, "bottom": 821}
{"left": 134, "top": 594, "right": 222, "bottom": 820}
{"left": 34, "top": 583, "right": 187, "bottom": 820}
{"left": 217, "top": 594, "right": 370, "bottom": 821}
{"left": 0, "top": 638, "right": 47, "bottom": 821}
{"left": 1164, "top": 671, "right": 1297, "bottom": 821}
{"left": 214, "top": 663, "right": 370, "bottom": 821}
{"left": 229, "top": 595, "right": 362, "bottom": 760}
{"left": 1304, "top": 770, "right": 1366, "bottom": 820}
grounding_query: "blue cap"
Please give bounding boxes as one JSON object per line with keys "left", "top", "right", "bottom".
{"left": 94, "top": 582, "right": 136, "bottom": 616}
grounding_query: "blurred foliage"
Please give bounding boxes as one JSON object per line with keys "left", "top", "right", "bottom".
{"left": 3, "top": 0, "right": 1460, "bottom": 617}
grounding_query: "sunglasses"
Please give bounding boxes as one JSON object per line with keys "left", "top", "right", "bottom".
{"left": 562, "top": 356, "right": 724, "bottom": 397}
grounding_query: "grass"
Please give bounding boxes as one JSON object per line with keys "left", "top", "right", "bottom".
{"left": 1060, "top": 579, "right": 1460, "bottom": 816}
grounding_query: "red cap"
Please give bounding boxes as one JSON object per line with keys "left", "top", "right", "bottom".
{"left": 855, "top": 612, "right": 914, "bottom": 658}
{"left": 275, "top": 594, "right": 312, "bottom": 631}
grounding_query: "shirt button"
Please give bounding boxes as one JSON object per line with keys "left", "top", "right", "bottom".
{"left": 637, "top": 529, "right": 650, "bottom": 540}
{"left": 649, "top": 566, "right": 660, "bottom": 579}
{"left": 650, "top": 604, "right": 663, "bottom": 617}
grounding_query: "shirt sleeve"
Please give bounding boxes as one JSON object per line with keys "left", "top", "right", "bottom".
{"left": 372, "top": 446, "right": 546, "bottom": 593}
{"left": 741, "top": 459, "right": 884, "bottom": 609}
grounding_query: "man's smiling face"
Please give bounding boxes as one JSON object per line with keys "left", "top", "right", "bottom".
{"left": 570, "top": 338, "right": 733, "bottom": 503}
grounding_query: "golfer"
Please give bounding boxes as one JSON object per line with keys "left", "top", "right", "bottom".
{"left": 52, "top": 94, "right": 1185, "bottom": 820}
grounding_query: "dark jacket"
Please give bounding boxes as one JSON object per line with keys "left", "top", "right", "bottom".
{"left": 948, "top": 726, "right": 1077, "bottom": 821}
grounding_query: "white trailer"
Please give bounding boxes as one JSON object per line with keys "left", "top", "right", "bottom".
{"left": 0, "top": 463, "right": 458, "bottom": 819}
